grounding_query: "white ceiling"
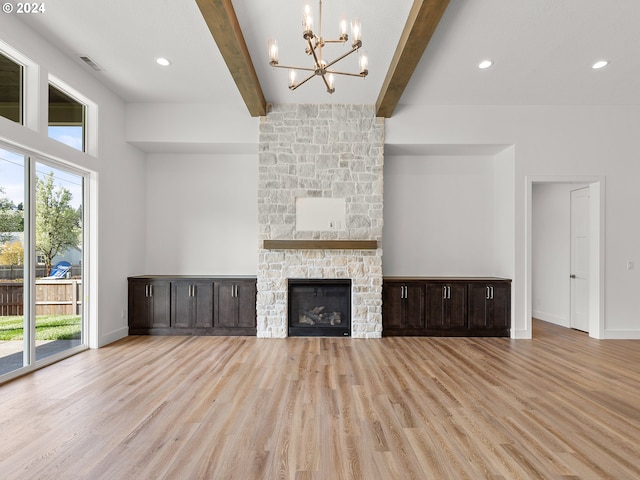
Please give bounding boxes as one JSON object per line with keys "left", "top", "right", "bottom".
{"left": 17, "top": 0, "right": 640, "bottom": 112}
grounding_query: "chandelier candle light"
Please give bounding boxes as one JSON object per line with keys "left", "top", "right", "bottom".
{"left": 268, "top": 0, "right": 368, "bottom": 93}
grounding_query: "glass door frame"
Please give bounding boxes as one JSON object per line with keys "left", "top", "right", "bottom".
{"left": 0, "top": 140, "right": 90, "bottom": 381}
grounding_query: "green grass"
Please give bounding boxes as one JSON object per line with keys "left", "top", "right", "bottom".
{"left": 0, "top": 315, "right": 81, "bottom": 341}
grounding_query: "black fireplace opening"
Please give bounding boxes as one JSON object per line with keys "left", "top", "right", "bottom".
{"left": 288, "top": 279, "right": 351, "bottom": 337}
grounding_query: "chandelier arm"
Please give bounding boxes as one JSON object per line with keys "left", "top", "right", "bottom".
{"left": 322, "top": 47, "right": 359, "bottom": 70}
{"left": 321, "top": 74, "right": 333, "bottom": 91}
{"left": 271, "top": 64, "right": 317, "bottom": 73}
{"left": 323, "top": 39, "right": 348, "bottom": 44}
{"left": 325, "top": 70, "right": 367, "bottom": 77}
{"left": 290, "top": 72, "right": 316, "bottom": 91}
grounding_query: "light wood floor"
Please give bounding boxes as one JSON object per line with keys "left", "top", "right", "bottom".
{"left": 1, "top": 320, "right": 639, "bottom": 479}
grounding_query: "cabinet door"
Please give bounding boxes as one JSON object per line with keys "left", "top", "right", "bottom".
{"left": 216, "top": 281, "right": 237, "bottom": 328}
{"left": 404, "top": 283, "right": 425, "bottom": 329}
{"left": 236, "top": 280, "right": 257, "bottom": 328}
{"left": 469, "top": 282, "right": 511, "bottom": 329}
{"left": 426, "top": 283, "right": 447, "bottom": 328}
{"left": 148, "top": 281, "right": 171, "bottom": 328}
{"left": 426, "top": 282, "right": 466, "bottom": 329}
{"left": 172, "top": 281, "right": 214, "bottom": 329}
{"left": 172, "top": 282, "right": 194, "bottom": 328}
{"left": 490, "top": 283, "right": 511, "bottom": 329}
{"left": 382, "top": 282, "right": 405, "bottom": 329}
{"left": 129, "top": 279, "right": 151, "bottom": 329}
{"left": 447, "top": 283, "right": 467, "bottom": 328}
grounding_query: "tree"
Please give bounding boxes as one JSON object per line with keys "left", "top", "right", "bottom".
{"left": 0, "top": 240, "right": 23, "bottom": 266}
{"left": 35, "top": 172, "right": 81, "bottom": 276}
{"left": 0, "top": 187, "right": 24, "bottom": 243}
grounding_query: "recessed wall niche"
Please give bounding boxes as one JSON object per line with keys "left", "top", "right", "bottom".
{"left": 295, "top": 197, "right": 346, "bottom": 231}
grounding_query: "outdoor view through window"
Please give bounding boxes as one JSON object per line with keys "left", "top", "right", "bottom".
{"left": 0, "top": 147, "right": 84, "bottom": 376}
{"left": 48, "top": 83, "right": 85, "bottom": 151}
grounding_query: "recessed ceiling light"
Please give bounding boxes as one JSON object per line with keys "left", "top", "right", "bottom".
{"left": 478, "top": 60, "right": 493, "bottom": 69}
{"left": 592, "top": 60, "right": 609, "bottom": 69}
{"left": 156, "top": 57, "right": 171, "bottom": 67}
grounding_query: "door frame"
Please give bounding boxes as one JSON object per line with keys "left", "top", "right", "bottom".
{"left": 525, "top": 176, "right": 605, "bottom": 339}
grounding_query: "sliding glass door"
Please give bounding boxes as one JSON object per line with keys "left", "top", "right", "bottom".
{"left": 34, "top": 161, "right": 84, "bottom": 361}
{"left": 0, "top": 147, "right": 86, "bottom": 378}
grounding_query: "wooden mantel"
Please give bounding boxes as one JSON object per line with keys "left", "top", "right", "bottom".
{"left": 263, "top": 240, "right": 378, "bottom": 250}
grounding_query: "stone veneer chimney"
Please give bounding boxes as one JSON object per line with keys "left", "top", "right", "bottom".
{"left": 257, "top": 104, "right": 384, "bottom": 338}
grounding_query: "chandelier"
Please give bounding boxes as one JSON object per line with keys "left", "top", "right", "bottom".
{"left": 268, "top": 0, "right": 368, "bottom": 94}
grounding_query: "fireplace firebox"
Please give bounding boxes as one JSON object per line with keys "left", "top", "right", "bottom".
{"left": 288, "top": 279, "right": 351, "bottom": 337}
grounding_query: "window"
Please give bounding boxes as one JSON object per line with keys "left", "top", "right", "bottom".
{"left": 48, "top": 83, "right": 85, "bottom": 152}
{"left": 0, "top": 51, "right": 23, "bottom": 124}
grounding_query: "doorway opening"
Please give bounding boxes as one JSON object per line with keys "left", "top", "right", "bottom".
{"left": 528, "top": 177, "right": 604, "bottom": 339}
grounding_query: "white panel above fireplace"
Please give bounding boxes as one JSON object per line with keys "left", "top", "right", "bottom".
{"left": 295, "top": 197, "right": 346, "bottom": 231}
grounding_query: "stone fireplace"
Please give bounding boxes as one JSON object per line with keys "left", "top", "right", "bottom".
{"left": 257, "top": 104, "right": 384, "bottom": 338}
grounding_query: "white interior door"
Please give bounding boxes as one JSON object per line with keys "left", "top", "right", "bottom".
{"left": 570, "top": 187, "right": 589, "bottom": 332}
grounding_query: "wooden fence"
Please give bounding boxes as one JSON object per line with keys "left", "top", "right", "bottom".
{"left": 0, "top": 265, "right": 82, "bottom": 280}
{"left": 0, "top": 280, "right": 82, "bottom": 316}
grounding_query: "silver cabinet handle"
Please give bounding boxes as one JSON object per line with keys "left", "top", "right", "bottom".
{"left": 149, "top": 285, "right": 153, "bottom": 297}
{"left": 486, "top": 285, "right": 494, "bottom": 300}
{"left": 443, "top": 286, "right": 447, "bottom": 299}
{"left": 447, "top": 286, "right": 451, "bottom": 299}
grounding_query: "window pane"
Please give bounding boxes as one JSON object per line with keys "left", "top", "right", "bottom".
{"left": 0, "top": 52, "right": 23, "bottom": 124}
{"left": 35, "top": 163, "right": 83, "bottom": 361}
{"left": 48, "top": 84, "right": 85, "bottom": 152}
{"left": 0, "top": 147, "right": 25, "bottom": 376}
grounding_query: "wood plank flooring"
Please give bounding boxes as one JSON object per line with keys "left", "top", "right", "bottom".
{"left": 1, "top": 320, "right": 639, "bottom": 479}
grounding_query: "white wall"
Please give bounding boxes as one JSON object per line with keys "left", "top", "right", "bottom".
{"left": 1, "top": 16, "right": 147, "bottom": 347}
{"left": 386, "top": 104, "right": 640, "bottom": 338}
{"left": 145, "top": 153, "right": 257, "bottom": 275}
{"left": 383, "top": 154, "right": 501, "bottom": 276}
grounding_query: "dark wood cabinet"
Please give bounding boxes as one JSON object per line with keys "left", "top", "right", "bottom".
{"left": 216, "top": 279, "right": 257, "bottom": 329}
{"left": 425, "top": 281, "right": 466, "bottom": 331}
{"left": 171, "top": 280, "right": 214, "bottom": 329}
{"left": 382, "top": 281, "right": 425, "bottom": 334}
{"left": 128, "top": 276, "right": 256, "bottom": 336}
{"left": 468, "top": 281, "right": 511, "bottom": 336}
{"left": 128, "top": 278, "right": 171, "bottom": 330}
{"left": 383, "top": 277, "right": 511, "bottom": 337}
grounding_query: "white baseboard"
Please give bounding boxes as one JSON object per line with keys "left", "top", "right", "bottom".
{"left": 603, "top": 330, "right": 640, "bottom": 340}
{"left": 532, "top": 310, "right": 569, "bottom": 327}
{"left": 98, "top": 326, "right": 129, "bottom": 347}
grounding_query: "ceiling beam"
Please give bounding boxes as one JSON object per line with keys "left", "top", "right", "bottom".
{"left": 376, "top": 0, "right": 450, "bottom": 118}
{"left": 195, "top": 0, "right": 266, "bottom": 117}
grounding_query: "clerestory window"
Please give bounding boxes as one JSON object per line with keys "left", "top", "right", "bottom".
{"left": 0, "top": 51, "right": 23, "bottom": 124}
{"left": 48, "top": 83, "right": 86, "bottom": 152}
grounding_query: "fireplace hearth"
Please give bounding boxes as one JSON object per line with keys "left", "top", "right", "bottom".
{"left": 288, "top": 279, "right": 351, "bottom": 337}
